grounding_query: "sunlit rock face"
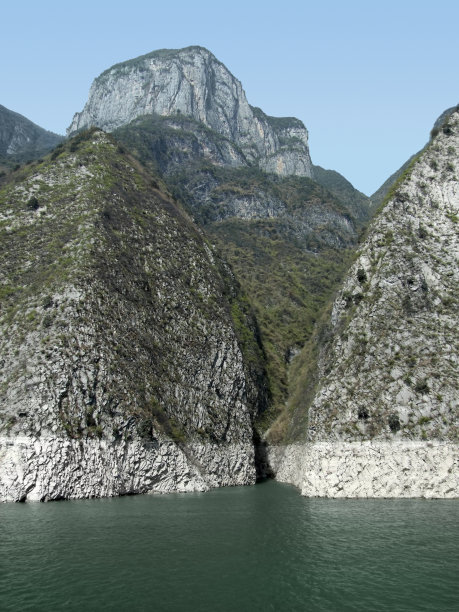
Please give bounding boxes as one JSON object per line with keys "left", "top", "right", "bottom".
{"left": 269, "top": 109, "right": 459, "bottom": 498}
{"left": 68, "top": 46, "right": 313, "bottom": 178}
{"left": 0, "top": 130, "right": 264, "bottom": 501}
{"left": 306, "top": 110, "right": 459, "bottom": 445}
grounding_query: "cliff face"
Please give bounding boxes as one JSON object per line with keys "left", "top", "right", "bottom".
{"left": 68, "top": 46, "right": 313, "bottom": 178}
{"left": 0, "top": 130, "right": 265, "bottom": 501}
{"left": 1, "top": 49, "right": 375, "bottom": 501}
{"left": 67, "top": 50, "right": 371, "bottom": 420}
{"left": 308, "top": 112, "right": 459, "bottom": 443}
{"left": 270, "top": 109, "right": 459, "bottom": 497}
{"left": 0, "top": 104, "right": 63, "bottom": 161}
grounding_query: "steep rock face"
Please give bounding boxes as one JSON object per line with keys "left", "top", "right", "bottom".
{"left": 0, "top": 104, "right": 63, "bottom": 160}
{"left": 271, "top": 109, "right": 459, "bottom": 497}
{"left": 68, "top": 46, "right": 313, "bottom": 178}
{"left": 113, "top": 115, "right": 362, "bottom": 249}
{"left": 268, "top": 442, "right": 458, "bottom": 498}
{"left": 0, "top": 130, "right": 265, "bottom": 501}
{"left": 67, "top": 47, "right": 372, "bottom": 433}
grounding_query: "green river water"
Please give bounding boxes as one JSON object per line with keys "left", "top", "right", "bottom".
{"left": 0, "top": 480, "right": 457, "bottom": 611}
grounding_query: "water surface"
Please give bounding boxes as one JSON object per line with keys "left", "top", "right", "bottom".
{"left": 1, "top": 480, "right": 458, "bottom": 611}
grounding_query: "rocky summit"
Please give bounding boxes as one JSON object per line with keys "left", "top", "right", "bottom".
{"left": 270, "top": 109, "right": 459, "bottom": 497}
{"left": 104, "top": 53, "right": 371, "bottom": 427}
{"left": 68, "top": 46, "right": 313, "bottom": 177}
{"left": 0, "top": 129, "right": 265, "bottom": 501}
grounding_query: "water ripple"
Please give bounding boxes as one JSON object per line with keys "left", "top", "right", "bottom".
{"left": 0, "top": 481, "right": 458, "bottom": 611}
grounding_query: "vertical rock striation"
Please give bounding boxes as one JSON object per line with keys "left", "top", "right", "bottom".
{"left": 0, "top": 129, "right": 265, "bottom": 501}
{"left": 67, "top": 46, "right": 313, "bottom": 178}
{"left": 270, "top": 109, "right": 459, "bottom": 497}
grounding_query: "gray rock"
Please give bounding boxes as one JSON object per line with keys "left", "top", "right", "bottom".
{"left": 68, "top": 46, "right": 313, "bottom": 178}
{"left": 268, "top": 442, "right": 459, "bottom": 498}
{"left": 270, "top": 109, "right": 459, "bottom": 497}
{"left": 0, "top": 130, "right": 263, "bottom": 502}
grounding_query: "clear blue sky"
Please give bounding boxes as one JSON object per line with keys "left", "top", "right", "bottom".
{"left": 2, "top": 0, "right": 459, "bottom": 195}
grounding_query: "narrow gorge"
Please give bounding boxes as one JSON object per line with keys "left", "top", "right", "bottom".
{"left": 0, "top": 47, "right": 457, "bottom": 501}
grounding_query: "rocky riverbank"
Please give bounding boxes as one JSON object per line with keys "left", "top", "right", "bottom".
{"left": 268, "top": 441, "right": 458, "bottom": 498}
{"left": 0, "top": 436, "right": 255, "bottom": 501}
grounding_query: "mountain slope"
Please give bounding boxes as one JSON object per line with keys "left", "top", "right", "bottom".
{"left": 370, "top": 105, "right": 459, "bottom": 208}
{"left": 0, "top": 129, "right": 266, "bottom": 501}
{"left": 312, "top": 164, "right": 371, "bottom": 224}
{"left": 113, "top": 113, "right": 359, "bottom": 426}
{"left": 0, "top": 104, "right": 63, "bottom": 164}
{"left": 68, "top": 46, "right": 313, "bottom": 177}
{"left": 269, "top": 109, "right": 459, "bottom": 497}
{"left": 370, "top": 154, "right": 416, "bottom": 209}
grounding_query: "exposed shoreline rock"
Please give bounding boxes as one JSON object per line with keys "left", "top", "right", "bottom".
{"left": 0, "top": 130, "right": 264, "bottom": 503}
{"left": 0, "top": 435, "right": 255, "bottom": 502}
{"left": 268, "top": 441, "right": 458, "bottom": 498}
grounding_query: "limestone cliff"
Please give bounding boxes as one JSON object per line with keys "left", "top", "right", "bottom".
{"left": 0, "top": 129, "right": 265, "bottom": 501}
{"left": 270, "top": 109, "right": 459, "bottom": 497}
{"left": 67, "top": 46, "right": 313, "bottom": 178}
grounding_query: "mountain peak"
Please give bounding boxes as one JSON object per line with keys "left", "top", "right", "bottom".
{"left": 67, "top": 47, "right": 313, "bottom": 177}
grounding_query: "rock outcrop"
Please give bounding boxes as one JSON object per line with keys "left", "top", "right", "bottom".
{"left": 271, "top": 109, "right": 459, "bottom": 497}
{"left": 0, "top": 129, "right": 265, "bottom": 501}
{"left": 68, "top": 46, "right": 313, "bottom": 178}
{"left": 268, "top": 442, "right": 458, "bottom": 498}
{"left": 370, "top": 105, "right": 459, "bottom": 208}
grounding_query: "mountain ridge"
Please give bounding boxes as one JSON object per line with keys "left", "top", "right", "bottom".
{"left": 0, "top": 128, "right": 265, "bottom": 501}
{"left": 0, "top": 104, "right": 63, "bottom": 167}
{"left": 269, "top": 108, "right": 459, "bottom": 497}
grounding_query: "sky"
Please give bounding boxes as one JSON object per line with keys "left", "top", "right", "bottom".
{"left": 2, "top": 0, "right": 459, "bottom": 195}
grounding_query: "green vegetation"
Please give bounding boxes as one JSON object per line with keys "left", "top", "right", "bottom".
{"left": 250, "top": 106, "right": 305, "bottom": 131}
{"left": 0, "top": 104, "right": 63, "bottom": 171}
{"left": 312, "top": 164, "right": 371, "bottom": 223}
{"left": 388, "top": 413, "right": 401, "bottom": 433}
{"left": 208, "top": 217, "right": 353, "bottom": 428}
{"left": 113, "top": 116, "right": 368, "bottom": 433}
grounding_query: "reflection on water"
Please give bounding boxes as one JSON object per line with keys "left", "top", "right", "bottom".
{"left": 0, "top": 480, "right": 458, "bottom": 611}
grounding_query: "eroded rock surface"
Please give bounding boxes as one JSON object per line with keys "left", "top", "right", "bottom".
{"left": 271, "top": 110, "right": 459, "bottom": 497}
{"left": 68, "top": 46, "right": 313, "bottom": 178}
{"left": 268, "top": 442, "right": 458, "bottom": 498}
{"left": 0, "top": 129, "right": 264, "bottom": 501}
